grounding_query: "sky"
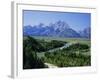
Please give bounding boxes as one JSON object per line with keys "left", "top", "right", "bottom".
{"left": 23, "top": 10, "right": 91, "bottom": 31}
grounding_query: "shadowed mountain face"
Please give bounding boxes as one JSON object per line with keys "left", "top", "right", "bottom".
{"left": 79, "top": 27, "right": 91, "bottom": 39}
{"left": 23, "top": 20, "right": 90, "bottom": 38}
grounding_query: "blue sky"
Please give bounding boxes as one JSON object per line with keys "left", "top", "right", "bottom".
{"left": 23, "top": 10, "right": 91, "bottom": 31}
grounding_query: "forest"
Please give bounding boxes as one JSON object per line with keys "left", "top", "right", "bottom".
{"left": 23, "top": 36, "right": 91, "bottom": 69}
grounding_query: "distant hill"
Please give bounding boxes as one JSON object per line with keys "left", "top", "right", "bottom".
{"left": 23, "top": 20, "right": 90, "bottom": 38}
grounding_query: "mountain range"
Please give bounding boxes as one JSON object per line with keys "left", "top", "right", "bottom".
{"left": 23, "top": 20, "right": 91, "bottom": 39}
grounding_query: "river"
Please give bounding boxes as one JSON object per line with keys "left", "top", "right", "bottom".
{"left": 37, "top": 43, "right": 73, "bottom": 58}
{"left": 48, "top": 43, "right": 72, "bottom": 52}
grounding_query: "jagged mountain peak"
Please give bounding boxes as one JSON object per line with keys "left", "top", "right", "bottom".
{"left": 23, "top": 21, "right": 90, "bottom": 38}
{"left": 79, "top": 27, "right": 91, "bottom": 39}
{"left": 54, "top": 20, "right": 69, "bottom": 30}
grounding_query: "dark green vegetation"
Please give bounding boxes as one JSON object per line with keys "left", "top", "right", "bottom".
{"left": 23, "top": 36, "right": 46, "bottom": 69}
{"left": 23, "top": 36, "right": 91, "bottom": 69}
{"left": 37, "top": 39, "right": 66, "bottom": 51}
{"left": 44, "top": 43, "right": 91, "bottom": 67}
{"left": 23, "top": 36, "right": 66, "bottom": 69}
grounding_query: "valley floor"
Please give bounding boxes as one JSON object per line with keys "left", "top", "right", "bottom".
{"left": 23, "top": 36, "right": 91, "bottom": 69}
